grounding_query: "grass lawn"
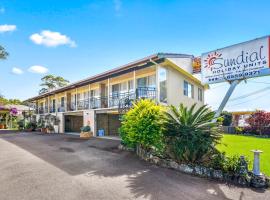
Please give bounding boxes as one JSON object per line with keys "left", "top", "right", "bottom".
{"left": 217, "top": 134, "right": 270, "bottom": 176}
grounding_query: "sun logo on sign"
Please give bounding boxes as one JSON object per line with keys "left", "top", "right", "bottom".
{"left": 204, "top": 52, "right": 222, "bottom": 68}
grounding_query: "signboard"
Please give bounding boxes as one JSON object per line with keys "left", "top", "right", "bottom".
{"left": 201, "top": 36, "right": 270, "bottom": 84}
{"left": 192, "top": 57, "right": 201, "bottom": 73}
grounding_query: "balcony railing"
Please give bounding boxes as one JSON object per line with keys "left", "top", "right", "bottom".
{"left": 118, "top": 87, "right": 156, "bottom": 113}
{"left": 58, "top": 106, "right": 66, "bottom": 112}
{"left": 35, "top": 87, "right": 156, "bottom": 114}
{"left": 50, "top": 107, "right": 56, "bottom": 113}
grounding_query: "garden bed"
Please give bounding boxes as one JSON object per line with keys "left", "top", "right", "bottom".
{"left": 119, "top": 144, "right": 270, "bottom": 188}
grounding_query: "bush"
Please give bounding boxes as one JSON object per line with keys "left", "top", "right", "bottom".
{"left": 17, "top": 119, "right": 25, "bottom": 130}
{"left": 120, "top": 99, "right": 165, "bottom": 153}
{"left": 164, "top": 103, "right": 222, "bottom": 164}
{"left": 220, "top": 111, "right": 232, "bottom": 126}
{"left": 208, "top": 153, "right": 248, "bottom": 174}
{"left": 235, "top": 126, "right": 243, "bottom": 134}
{"left": 245, "top": 110, "right": 270, "bottom": 135}
{"left": 25, "top": 121, "right": 37, "bottom": 131}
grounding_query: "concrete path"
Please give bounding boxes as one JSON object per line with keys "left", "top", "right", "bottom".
{"left": 0, "top": 132, "right": 269, "bottom": 200}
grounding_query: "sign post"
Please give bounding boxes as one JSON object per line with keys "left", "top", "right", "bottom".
{"left": 213, "top": 80, "right": 240, "bottom": 121}
{"left": 201, "top": 36, "right": 270, "bottom": 118}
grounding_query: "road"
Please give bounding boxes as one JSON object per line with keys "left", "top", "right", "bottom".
{"left": 0, "top": 131, "right": 268, "bottom": 200}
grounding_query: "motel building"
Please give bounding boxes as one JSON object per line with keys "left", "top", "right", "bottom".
{"left": 25, "top": 53, "right": 205, "bottom": 137}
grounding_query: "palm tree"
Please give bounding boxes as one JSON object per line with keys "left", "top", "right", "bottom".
{"left": 0, "top": 45, "right": 8, "bottom": 60}
{"left": 164, "top": 103, "right": 222, "bottom": 163}
{"left": 39, "top": 74, "right": 69, "bottom": 94}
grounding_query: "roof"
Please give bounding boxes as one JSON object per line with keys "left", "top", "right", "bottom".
{"left": 231, "top": 111, "right": 255, "bottom": 115}
{"left": 0, "top": 104, "right": 33, "bottom": 111}
{"left": 25, "top": 53, "right": 197, "bottom": 102}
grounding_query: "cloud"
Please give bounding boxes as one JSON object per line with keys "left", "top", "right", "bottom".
{"left": 0, "top": 7, "right": 5, "bottom": 14}
{"left": 11, "top": 67, "right": 24, "bottom": 75}
{"left": 0, "top": 24, "right": 16, "bottom": 33}
{"left": 29, "top": 30, "right": 76, "bottom": 47}
{"left": 28, "top": 65, "right": 48, "bottom": 74}
{"left": 113, "top": 0, "right": 122, "bottom": 12}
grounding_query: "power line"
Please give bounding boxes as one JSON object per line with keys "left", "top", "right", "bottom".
{"left": 229, "top": 86, "right": 270, "bottom": 102}
{"left": 226, "top": 91, "right": 270, "bottom": 108}
{"left": 248, "top": 80, "right": 270, "bottom": 85}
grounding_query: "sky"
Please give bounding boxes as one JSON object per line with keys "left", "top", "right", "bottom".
{"left": 0, "top": 0, "right": 270, "bottom": 111}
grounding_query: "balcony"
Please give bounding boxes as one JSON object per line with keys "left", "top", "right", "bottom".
{"left": 37, "top": 87, "right": 156, "bottom": 113}
{"left": 118, "top": 87, "right": 156, "bottom": 113}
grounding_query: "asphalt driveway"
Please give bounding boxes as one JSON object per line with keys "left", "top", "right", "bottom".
{"left": 0, "top": 131, "right": 269, "bottom": 200}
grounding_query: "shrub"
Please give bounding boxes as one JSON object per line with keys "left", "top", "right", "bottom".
{"left": 164, "top": 103, "right": 222, "bottom": 164}
{"left": 17, "top": 119, "right": 25, "bottom": 130}
{"left": 25, "top": 121, "right": 37, "bottom": 131}
{"left": 120, "top": 99, "right": 165, "bottom": 153}
{"left": 235, "top": 126, "right": 243, "bottom": 134}
{"left": 220, "top": 111, "right": 232, "bottom": 126}
{"left": 222, "top": 155, "right": 243, "bottom": 173}
{"left": 245, "top": 110, "right": 270, "bottom": 135}
{"left": 208, "top": 153, "right": 248, "bottom": 174}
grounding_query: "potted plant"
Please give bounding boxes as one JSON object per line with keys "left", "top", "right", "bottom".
{"left": 37, "top": 118, "right": 46, "bottom": 132}
{"left": 80, "top": 122, "right": 92, "bottom": 139}
{"left": 25, "top": 121, "right": 32, "bottom": 131}
{"left": 53, "top": 116, "right": 60, "bottom": 134}
{"left": 46, "top": 124, "right": 54, "bottom": 134}
{"left": 0, "top": 123, "right": 4, "bottom": 129}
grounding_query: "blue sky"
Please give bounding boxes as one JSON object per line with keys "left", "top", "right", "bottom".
{"left": 0, "top": 0, "right": 270, "bottom": 111}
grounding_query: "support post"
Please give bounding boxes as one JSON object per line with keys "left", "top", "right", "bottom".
{"left": 213, "top": 80, "right": 240, "bottom": 121}
{"left": 75, "top": 88, "right": 78, "bottom": 111}
{"left": 107, "top": 78, "right": 110, "bottom": 108}
{"left": 88, "top": 84, "right": 91, "bottom": 109}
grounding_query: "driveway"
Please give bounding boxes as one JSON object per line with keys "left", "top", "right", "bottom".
{"left": 0, "top": 131, "right": 268, "bottom": 200}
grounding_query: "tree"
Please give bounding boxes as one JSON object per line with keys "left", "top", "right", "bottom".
{"left": 220, "top": 111, "right": 232, "bottom": 126}
{"left": 39, "top": 75, "right": 69, "bottom": 94}
{"left": 0, "top": 45, "right": 8, "bottom": 60}
{"left": 245, "top": 110, "right": 270, "bottom": 135}
{"left": 164, "top": 103, "right": 222, "bottom": 163}
{"left": 0, "top": 95, "right": 22, "bottom": 105}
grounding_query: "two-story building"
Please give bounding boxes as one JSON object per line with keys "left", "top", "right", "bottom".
{"left": 25, "top": 53, "right": 206, "bottom": 136}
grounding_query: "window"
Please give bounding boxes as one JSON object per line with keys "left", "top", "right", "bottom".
{"left": 198, "top": 88, "right": 203, "bottom": 101}
{"left": 137, "top": 77, "right": 147, "bottom": 88}
{"left": 128, "top": 80, "right": 134, "bottom": 92}
{"left": 60, "top": 97, "right": 65, "bottom": 107}
{"left": 137, "top": 75, "right": 156, "bottom": 88}
{"left": 148, "top": 75, "right": 156, "bottom": 88}
{"left": 83, "top": 92, "right": 88, "bottom": 100}
{"left": 120, "top": 82, "right": 127, "bottom": 91}
{"left": 90, "top": 89, "right": 99, "bottom": 97}
{"left": 52, "top": 99, "right": 56, "bottom": 110}
{"left": 184, "top": 80, "right": 194, "bottom": 98}
{"left": 159, "top": 67, "right": 167, "bottom": 103}
{"left": 111, "top": 84, "right": 120, "bottom": 97}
